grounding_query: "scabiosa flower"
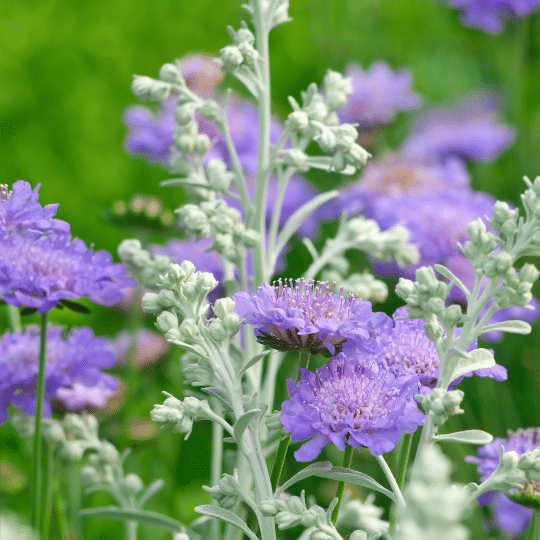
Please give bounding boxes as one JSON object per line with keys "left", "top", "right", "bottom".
{"left": 402, "top": 91, "right": 515, "bottom": 162}
{"left": 337, "top": 62, "right": 422, "bottom": 129}
{"left": 0, "top": 325, "right": 118, "bottom": 423}
{"left": 441, "top": 0, "right": 540, "bottom": 34}
{"left": 281, "top": 355, "right": 425, "bottom": 461}
{"left": 0, "top": 232, "right": 134, "bottom": 313}
{"left": 467, "top": 428, "right": 540, "bottom": 536}
{"left": 233, "top": 279, "right": 390, "bottom": 357}
{"left": 55, "top": 379, "right": 118, "bottom": 410}
{"left": 107, "top": 328, "right": 169, "bottom": 370}
{"left": 373, "top": 307, "right": 507, "bottom": 390}
{"left": 0, "top": 180, "right": 69, "bottom": 238}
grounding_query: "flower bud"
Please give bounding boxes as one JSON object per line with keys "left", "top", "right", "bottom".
{"left": 159, "top": 63, "right": 182, "bottom": 84}
{"left": 200, "top": 100, "right": 221, "bottom": 122}
{"left": 287, "top": 111, "right": 309, "bottom": 131}
{"left": 175, "top": 104, "right": 197, "bottom": 126}
{"left": 219, "top": 45, "right": 244, "bottom": 71}
{"left": 259, "top": 500, "right": 278, "bottom": 516}
{"left": 156, "top": 311, "right": 179, "bottom": 333}
{"left": 521, "top": 264, "right": 540, "bottom": 284}
{"left": 63, "top": 441, "right": 86, "bottom": 462}
{"left": 80, "top": 465, "right": 100, "bottom": 486}
{"left": 123, "top": 473, "right": 144, "bottom": 495}
{"left": 238, "top": 42, "right": 259, "bottom": 66}
{"left": 131, "top": 76, "right": 171, "bottom": 101}
{"left": 179, "top": 319, "right": 200, "bottom": 341}
{"left": 286, "top": 496, "right": 304, "bottom": 514}
{"left": 395, "top": 278, "right": 414, "bottom": 300}
{"left": 194, "top": 134, "right": 212, "bottom": 155}
{"left": 233, "top": 28, "right": 255, "bottom": 45}
{"left": 213, "top": 297, "right": 235, "bottom": 319}
{"left": 207, "top": 319, "right": 227, "bottom": 342}
{"left": 99, "top": 442, "right": 120, "bottom": 463}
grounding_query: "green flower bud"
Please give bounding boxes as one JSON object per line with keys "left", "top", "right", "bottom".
{"left": 213, "top": 297, "right": 235, "bottom": 319}
{"left": 123, "top": 473, "right": 144, "bottom": 495}
{"left": 287, "top": 111, "right": 309, "bottom": 131}
{"left": 156, "top": 311, "right": 179, "bottom": 333}
{"left": 220, "top": 45, "right": 244, "bottom": 71}
{"left": 238, "top": 42, "right": 259, "bottom": 66}
{"left": 233, "top": 28, "right": 255, "bottom": 45}
{"left": 159, "top": 63, "right": 182, "bottom": 84}
{"left": 259, "top": 500, "right": 278, "bottom": 516}
{"left": 175, "top": 104, "right": 197, "bottom": 126}
{"left": 142, "top": 293, "right": 161, "bottom": 315}
{"left": 99, "top": 442, "right": 119, "bottom": 463}
{"left": 286, "top": 496, "right": 304, "bottom": 514}
{"left": 207, "top": 319, "right": 227, "bottom": 342}
{"left": 395, "top": 278, "right": 414, "bottom": 300}
{"left": 521, "top": 264, "right": 540, "bottom": 283}
{"left": 43, "top": 422, "right": 66, "bottom": 445}
{"left": 63, "top": 441, "right": 86, "bottom": 462}
{"left": 131, "top": 76, "right": 171, "bottom": 101}
{"left": 194, "top": 134, "right": 211, "bottom": 155}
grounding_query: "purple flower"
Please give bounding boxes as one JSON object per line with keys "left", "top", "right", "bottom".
{"left": 55, "top": 379, "right": 118, "bottom": 410}
{"left": 402, "top": 92, "right": 515, "bottom": 162}
{"left": 0, "top": 232, "right": 134, "bottom": 313}
{"left": 337, "top": 62, "right": 422, "bottom": 129}
{"left": 233, "top": 279, "right": 390, "bottom": 356}
{"left": 373, "top": 307, "right": 507, "bottom": 390}
{"left": 441, "top": 0, "right": 540, "bottom": 34}
{"left": 108, "top": 329, "right": 169, "bottom": 370}
{"left": 1, "top": 181, "right": 70, "bottom": 238}
{"left": 319, "top": 152, "right": 470, "bottom": 221}
{"left": 281, "top": 355, "right": 425, "bottom": 461}
{"left": 467, "top": 428, "right": 540, "bottom": 536}
{"left": 177, "top": 53, "right": 224, "bottom": 95}
{"left": 0, "top": 325, "right": 118, "bottom": 423}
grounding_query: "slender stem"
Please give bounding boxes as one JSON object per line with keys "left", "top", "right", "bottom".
{"left": 331, "top": 444, "right": 354, "bottom": 524}
{"left": 125, "top": 520, "right": 138, "bottom": 540}
{"left": 269, "top": 351, "right": 310, "bottom": 491}
{"left": 388, "top": 433, "right": 414, "bottom": 536}
{"left": 375, "top": 454, "right": 406, "bottom": 507}
{"left": 210, "top": 402, "right": 224, "bottom": 540}
{"left": 31, "top": 312, "right": 48, "bottom": 532}
{"left": 41, "top": 442, "right": 54, "bottom": 540}
{"left": 7, "top": 304, "right": 21, "bottom": 331}
{"left": 525, "top": 510, "right": 540, "bottom": 540}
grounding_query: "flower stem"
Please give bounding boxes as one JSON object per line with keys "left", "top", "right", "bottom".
{"left": 269, "top": 351, "right": 310, "bottom": 492}
{"left": 331, "top": 444, "right": 354, "bottom": 524}
{"left": 525, "top": 510, "right": 540, "bottom": 540}
{"left": 31, "top": 311, "right": 48, "bottom": 532}
{"left": 388, "top": 433, "right": 414, "bottom": 536}
{"left": 41, "top": 442, "right": 54, "bottom": 540}
{"left": 375, "top": 454, "right": 406, "bottom": 507}
{"left": 210, "top": 402, "right": 224, "bottom": 540}
{"left": 6, "top": 304, "right": 21, "bottom": 331}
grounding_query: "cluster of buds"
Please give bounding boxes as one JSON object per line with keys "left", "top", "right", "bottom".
{"left": 218, "top": 25, "right": 258, "bottom": 72}
{"left": 493, "top": 263, "right": 539, "bottom": 309}
{"left": 203, "top": 470, "right": 242, "bottom": 510}
{"left": 118, "top": 239, "right": 173, "bottom": 289}
{"left": 260, "top": 491, "right": 343, "bottom": 540}
{"left": 337, "top": 493, "right": 388, "bottom": 538}
{"left": 416, "top": 389, "right": 464, "bottom": 428}
{"left": 176, "top": 200, "right": 259, "bottom": 262}
{"left": 150, "top": 392, "right": 211, "bottom": 439}
{"left": 396, "top": 266, "right": 463, "bottom": 331}
{"left": 397, "top": 446, "right": 470, "bottom": 540}
{"left": 321, "top": 269, "right": 388, "bottom": 304}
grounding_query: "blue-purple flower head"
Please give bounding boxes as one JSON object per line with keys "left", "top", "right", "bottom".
{"left": 1, "top": 181, "right": 69, "bottom": 239}
{"left": 281, "top": 355, "right": 425, "bottom": 461}
{"left": 402, "top": 91, "right": 515, "bottom": 162}
{"left": 373, "top": 307, "right": 507, "bottom": 391}
{"left": 442, "top": 0, "right": 540, "bottom": 34}
{"left": 337, "top": 62, "right": 422, "bottom": 129}
{"left": 0, "top": 232, "right": 134, "bottom": 313}
{"left": 233, "top": 279, "right": 390, "bottom": 357}
{"left": 0, "top": 325, "right": 118, "bottom": 423}
{"left": 467, "top": 428, "right": 540, "bottom": 536}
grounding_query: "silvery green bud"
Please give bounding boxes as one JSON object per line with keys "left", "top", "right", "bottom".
{"left": 208, "top": 320, "right": 227, "bottom": 342}
{"left": 233, "top": 28, "right": 255, "bottom": 45}
{"left": 492, "top": 251, "right": 513, "bottom": 274}
{"left": 131, "top": 76, "right": 171, "bottom": 101}
{"left": 156, "top": 289, "right": 176, "bottom": 308}
{"left": 179, "top": 319, "right": 200, "bottom": 341}
{"left": 326, "top": 91, "right": 348, "bottom": 111}
{"left": 324, "top": 70, "right": 353, "bottom": 96}
{"left": 314, "top": 127, "right": 336, "bottom": 151}
{"left": 83, "top": 415, "right": 99, "bottom": 435}
{"left": 175, "top": 134, "right": 196, "bottom": 154}
{"left": 196, "top": 272, "right": 219, "bottom": 294}
{"left": 200, "top": 100, "right": 221, "bottom": 122}
{"left": 416, "top": 266, "right": 438, "bottom": 287}
{"left": 287, "top": 111, "right": 309, "bottom": 131}
{"left": 64, "top": 414, "right": 87, "bottom": 437}
{"left": 63, "top": 441, "right": 85, "bottom": 461}
{"left": 156, "top": 311, "right": 178, "bottom": 333}
{"left": 443, "top": 304, "right": 463, "bottom": 325}
{"left": 183, "top": 397, "right": 204, "bottom": 416}
{"left": 141, "top": 293, "right": 160, "bottom": 315}
{"left": 42, "top": 422, "right": 65, "bottom": 445}
{"left": 467, "top": 218, "right": 487, "bottom": 243}
{"left": 275, "top": 512, "right": 299, "bottom": 528}
{"left": 286, "top": 496, "right": 305, "bottom": 514}
{"left": 282, "top": 149, "right": 308, "bottom": 170}
{"left": 501, "top": 218, "right": 518, "bottom": 236}
{"left": 194, "top": 134, "right": 211, "bottom": 155}
{"left": 265, "top": 411, "right": 283, "bottom": 430}
{"left": 335, "top": 124, "right": 358, "bottom": 147}
{"left": 501, "top": 451, "right": 520, "bottom": 470}
{"left": 80, "top": 465, "right": 100, "bottom": 486}
{"left": 426, "top": 297, "right": 445, "bottom": 314}
{"left": 123, "top": 473, "right": 144, "bottom": 495}
{"left": 346, "top": 143, "right": 370, "bottom": 166}
{"left": 206, "top": 159, "right": 233, "bottom": 191}
{"left": 331, "top": 150, "right": 347, "bottom": 172}
{"left": 99, "top": 442, "right": 119, "bottom": 463}
{"left": 521, "top": 264, "right": 540, "bottom": 283}
{"left": 518, "top": 452, "right": 535, "bottom": 469}
{"left": 350, "top": 532, "right": 368, "bottom": 540}
{"left": 300, "top": 508, "right": 318, "bottom": 527}
{"left": 159, "top": 63, "right": 182, "bottom": 84}
{"left": 423, "top": 320, "right": 443, "bottom": 341}
{"left": 492, "top": 201, "right": 515, "bottom": 224}
{"left": 238, "top": 42, "right": 259, "bottom": 66}
{"left": 220, "top": 45, "right": 244, "bottom": 71}
{"left": 260, "top": 500, "right": 278, "bottom": 516}
{"left": 222, "top": 313, "right": 241, "bottom": 332}
{"left": 241, "top": 228, "right": 260, "bottom": 247}
{"left": 175, "top": 104, "right": 197, "bottom": 126}
{"left": 213, "top": 297, "right": 235, "bottom": 319}
{"left": 395, "top": 278, "right": 414, "bottom": 300}
{"left": 182, "top": 280, "right": 198, "bottom": 301}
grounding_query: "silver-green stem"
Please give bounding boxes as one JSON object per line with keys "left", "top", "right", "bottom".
{"left": 7, "top": 304, "right": 21, "bottom": 331}
{"left": 375, "top": 454, "right": 406, "bottom": 507}
{"left": 211, "top": 402, "right": 224, "bottom": 540}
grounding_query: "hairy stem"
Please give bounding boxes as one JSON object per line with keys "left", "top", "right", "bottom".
{"left": 331, "top": 444, "right": 354, "bottom": 524}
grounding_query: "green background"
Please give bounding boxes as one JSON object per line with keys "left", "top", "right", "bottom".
{"left": 1, "top": 0, "right": 540, "bottom": 538}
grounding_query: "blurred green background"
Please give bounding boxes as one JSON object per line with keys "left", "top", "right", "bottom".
{"left": 1, "top": 0, "right": 540, "bottom": 538}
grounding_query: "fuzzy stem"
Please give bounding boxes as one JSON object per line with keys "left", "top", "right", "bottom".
{"left": 331, "top": 444, "right": 354, "bottom": 524}
{"left": 41, "top": 442, "right": 54, "bottom": 540}
{"left": 376, "top": 454, "right": 406, "bottom": 507}
{"left": 525, "top": 510, "right": 540, "bottom": 540}
{"left": 210, "top": 402, "right": 224, "bottom": 540}
{"left": 269, "top": 351, "right": 310, "bottom": 492}
{"left": 388, "top": 433, "right": 414, "bottom": 536}
{"left": 31, "top": 312, "right": 48, "bottom": 532}
{"left": 6, "top": 304, "right": 21, "bottom": 331}
{"left": 125, "top": 520, "right": 138, "bottom": 540}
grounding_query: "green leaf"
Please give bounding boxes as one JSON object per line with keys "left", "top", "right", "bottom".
{"left": 137, "top": 479, "right": 165, "bottom": 508}
{"left": 450, "top": 348, "right": 495, "bottom": 381}
{"left": 480, "top": 320, "right": 531, "bottom": 336}
{"left": 316, "top": 467, "right": 396, "bottom": 503}
{"left": 434, "top": 264, "right": 471, "bottom": 297}
{"left": 195, "top": 505, "right": 259, "bottom": 540}
{"left": 276, "top": 461, "right": 333, "bottom": 496}
{"left": 236, "top": 351, "right": 271, "bottom": 379}
{"left": 233, "top": 409, "right": 260, "bottom": 443}
{"left": 303, "top": 156, "right": 356, "bottom": 175}
{"left": 80, "top": 506, "right": 185, "bottom": 533}
{"left": 202, "top": 387, "right": 231, "bottom": 408}
{"left": 434, "top": 430, "right": 494, "bottom": 445}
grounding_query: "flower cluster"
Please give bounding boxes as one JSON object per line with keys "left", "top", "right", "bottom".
{"left": 0, "top": 325, "right": 118, "bottom": 423}
{"left": 281, "top": 355, "right": 425, "bottom": 460}
{"left": 234, "top": 278, "right": 390, "bottom": 356}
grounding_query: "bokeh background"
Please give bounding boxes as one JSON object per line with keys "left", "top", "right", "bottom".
{"left": 1, "top": 0, "right": 540, "bottom": 538}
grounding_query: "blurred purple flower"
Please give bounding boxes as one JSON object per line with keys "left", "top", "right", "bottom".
{"left": 0, "top": 180, "right": 69, "bottom": 238}
{"left": 281, "top": 355, "right": 425, "bottom": 461}
{"left": 177, "top": 53, "right": 224, "bottom": 95}
{"left": 108, "top": 329, "right": 169, "bottom": 371}
{"left": 0, "top": 232, "right": 134, "bottom": 313}
{"left": 56, "top": 380, "right": 118, "bottom": 410}
{"left": 402, "top": 92, "right": 515, "bottom": 162}
{"left": 338, "top": 62, "right": 422, "bottom": 129}
{"left": 467, "top": 427, "right": 540, "bottom": 536}
{"left": 0, "top": 325, "right": 118, "bottom": 423}
{"left": 441, "top": 0, "right": 540, "bottom": 34}
{"left": 233, "top": 278, "right": 390, "bottom": 356}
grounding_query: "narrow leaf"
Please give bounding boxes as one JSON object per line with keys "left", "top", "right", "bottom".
{"left": 202, "top": 387, "right": 232, "bottom": 408}
{"left": 480, "top": 320, "right": 531, "bottom": 336}
{"left": 237, "top": 351, "right": 271, "bottom": 379}
{"left": 80, "top": 506, "right": 184, "bottom": 533}
{"left": 233, "top": 409, "right": 260, "bottom": 443}
{"left": 316, "top": 467, "right": 396, "bottom": 503}
{"left": 434, "top": 264, "right": 471, "bottom": 297}
{"left": 137, "top": 479, "right": 165, "bottom": 508}
{"left": 450, "top": 348, "right": 495, "bottom": 381}
{"left": 303, "top": 156, "right": 356, "bottom": 175}
{"left": 59, "top": 299, "right": 92, "bottom": 314}
{"left": 434, "top": 430, "right": 494, "bottom": 445}
{"left": 276, "top": 461, "right": 333, "bottom": 496}
{"left": 195, "top": 505, "right": 259, "bottom": 540}
{"left": 275, "top": 191, "right": 339, "bottom": 257}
